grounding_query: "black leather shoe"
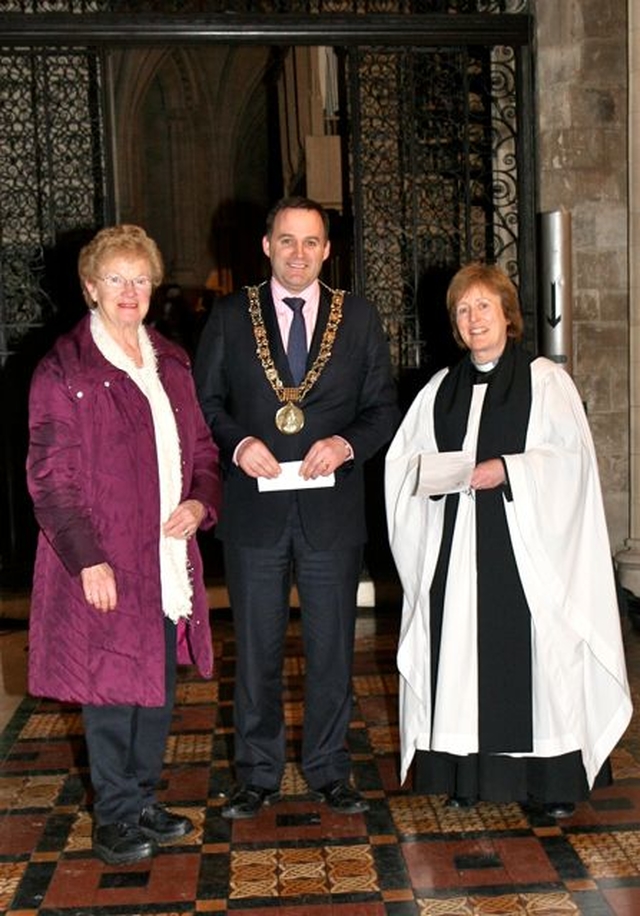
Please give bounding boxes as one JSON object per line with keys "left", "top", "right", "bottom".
{"left": 312, "top": 780, "right": 369, "bottom": 814}
{"left": 544, "top": 802, "right": 576, "bottom": 819}
{"left": 445, "top": 795, "right": 477, "bottom": 810}
{"left": 221, "top": 784, "right": 282, "bottom": 820}
{"left": 139, "top": 803, "right": 194, "bottom": 842}
{"left": 93, "top": 822, "right": 156, "bottom": 866}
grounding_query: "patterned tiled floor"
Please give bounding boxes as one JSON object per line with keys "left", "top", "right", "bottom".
{"left": 2, "top": 607, "right": 640, "bottom": 915}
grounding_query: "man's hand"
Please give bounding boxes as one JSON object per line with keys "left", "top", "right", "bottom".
{"left": 300, "top": 437, "right": 348, "bottom": 480}
{"left": 237, "top": 437, "right": 281, "bottom": 479}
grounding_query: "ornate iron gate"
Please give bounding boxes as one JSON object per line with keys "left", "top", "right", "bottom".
{"left": 0, "top": 46, "right": 108, "bottom": 360}
{"left": 0, "top": 0, "right": 533, "bottom": 583}
{"left": 348, "top": 41, "right": 534, "bottom": 377}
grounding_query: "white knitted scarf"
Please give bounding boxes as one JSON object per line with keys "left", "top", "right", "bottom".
{"left": 90, "top": 311, "right": 193, "bottom": 621}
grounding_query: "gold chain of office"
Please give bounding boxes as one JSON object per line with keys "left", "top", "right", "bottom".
{"left": 246, "top": 282, "right": 345, "bottom": 434}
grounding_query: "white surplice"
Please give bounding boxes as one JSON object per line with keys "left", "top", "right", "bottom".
{"left": 385, "top": 356, "right": 632, "bottom": 787}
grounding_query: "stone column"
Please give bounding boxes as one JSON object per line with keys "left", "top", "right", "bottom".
{"left": 617, "top": 0, "right": 640, "bottom": 593}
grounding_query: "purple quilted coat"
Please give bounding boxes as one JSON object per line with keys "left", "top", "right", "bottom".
{"left": 26, "top": 314, "right": 221, "bottom": 706}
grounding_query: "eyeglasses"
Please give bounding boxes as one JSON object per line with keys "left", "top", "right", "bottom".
{"left": 97, "top": 274, "right": 152, "bottom": 290}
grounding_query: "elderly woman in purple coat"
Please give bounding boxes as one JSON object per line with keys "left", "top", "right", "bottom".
{"left": 27, "top": 225, "right": 221, "bottom": 867}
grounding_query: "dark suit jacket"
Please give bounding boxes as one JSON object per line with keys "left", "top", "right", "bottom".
{"left": 194, "top": 282, "right": 398, "bottom": 549}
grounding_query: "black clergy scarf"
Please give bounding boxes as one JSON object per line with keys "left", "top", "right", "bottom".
{"left": 430, "top": 340, "right": 534, "bottom": 753}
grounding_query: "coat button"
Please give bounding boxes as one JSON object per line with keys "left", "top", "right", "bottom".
{"left": 76, "top": 391, "right": 84, "bottom": 398}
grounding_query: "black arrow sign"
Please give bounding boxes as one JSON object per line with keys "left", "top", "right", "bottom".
{"left": 546, "top": 281, "right": 561, "bottom": 328}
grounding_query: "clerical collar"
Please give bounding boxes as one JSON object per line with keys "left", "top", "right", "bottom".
{"left": 472, "top": 356, "right": 500, "bottom": 373}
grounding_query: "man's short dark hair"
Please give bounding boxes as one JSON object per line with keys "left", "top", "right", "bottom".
{"left": 265, "top": 196, "right": 330, "bottom": 240}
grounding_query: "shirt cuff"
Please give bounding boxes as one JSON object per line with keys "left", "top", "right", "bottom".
{"left": 332, "top": 435, "right": 354, "bottom": 462}
{"left": 233, "top": 436, "right": 253, "bottom": 466}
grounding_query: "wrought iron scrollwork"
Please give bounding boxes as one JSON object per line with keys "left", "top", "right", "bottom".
{"left": 348, "top": 41, "right": 522, "bottom": 373}
{"left": 0, "top": 47, "right": 106, "bottom": 359}
{"left": 3, "top": 1, "right": 529, "bottom": 13}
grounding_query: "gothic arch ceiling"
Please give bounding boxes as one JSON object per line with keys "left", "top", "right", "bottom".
{"left": 108, "top": 45, "right": 273, "bottom": 286}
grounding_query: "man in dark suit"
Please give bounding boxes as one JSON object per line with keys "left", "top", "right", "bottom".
{"left": 194, "top": 197, "right": 398, "bottom": 818}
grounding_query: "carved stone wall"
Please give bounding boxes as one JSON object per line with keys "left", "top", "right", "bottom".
{"left": 534, "top": 0, "right": 629, "bottom": 553}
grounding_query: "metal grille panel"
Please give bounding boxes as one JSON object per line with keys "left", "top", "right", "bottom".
{"left": 349, "top": 43, "right": 524, "bottom": 373}
{"left": 0, "top": 48, "right": 106, "bottom": 358}
{"left": 4, "top": 1, "right": 529, "bottom": 13}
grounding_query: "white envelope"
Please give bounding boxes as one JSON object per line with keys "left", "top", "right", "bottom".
{"left": 417, "top": 451, "right": 474, "bottom": 496}
{"left": 257, "top": 460, "right": 335, "bottom": 492}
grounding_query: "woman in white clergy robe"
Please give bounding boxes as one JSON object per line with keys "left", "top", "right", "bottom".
{"left": 385, "top": 262, "right": 632, "bottom": 818}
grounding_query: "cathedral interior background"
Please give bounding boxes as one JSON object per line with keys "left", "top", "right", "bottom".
{"left": 0, "top": 0, "right": 551, "bottom": 588}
